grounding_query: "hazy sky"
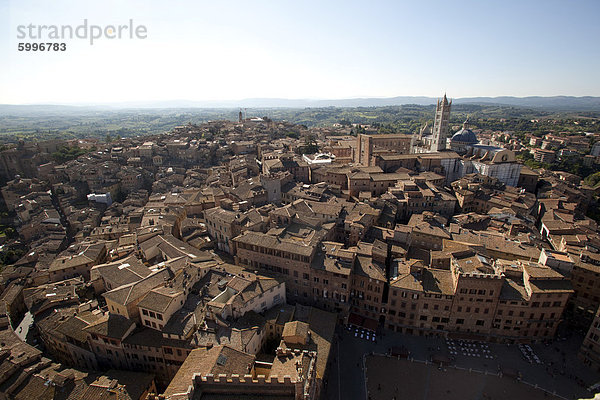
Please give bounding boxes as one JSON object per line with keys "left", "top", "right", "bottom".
{"left": 1, "top": 0, "right": 599, "bottom": 104}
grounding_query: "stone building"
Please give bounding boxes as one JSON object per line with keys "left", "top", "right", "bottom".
{"left": 356, "top": 133, "right": 413, "bottom": 166}
{"left": 579, "top": 305, "right": 600, "bottom": 372}
{"left": 385, "top": 252, "right": 572, "bottom": 342}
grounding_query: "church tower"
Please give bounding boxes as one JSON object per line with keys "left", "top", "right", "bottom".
{"left": 431, "top": 93, "right": 452, "bottom": 152}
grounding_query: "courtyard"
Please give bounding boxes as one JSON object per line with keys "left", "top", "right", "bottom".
{"left": 366, "top": 355, "right": 564, "bottom": 400}
{"left": 323, "top": 327, "right": 600, "bottom": 400}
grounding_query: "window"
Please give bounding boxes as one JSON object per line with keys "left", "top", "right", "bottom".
{"left": 142, "top": 309, "right": 148, "bottom": 316}
{"left": 456, "top": 318, "right": 464, "bottom": 325}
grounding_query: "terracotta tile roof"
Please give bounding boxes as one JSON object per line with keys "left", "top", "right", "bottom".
{"left": 83, "top": 313, "right": 134, "bottom": 339}
{"left": 103, "top": 268, "right": 172, "bottom": 306}
{"left": 353, "top": 256, "right": 386, "bottom": 281}
{"left": 162, "top": 345, "right": 255, "bottom": 398}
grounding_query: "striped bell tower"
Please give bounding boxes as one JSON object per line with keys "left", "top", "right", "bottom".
{"left": 431, "top": 93, "right": 452, "bottom": 152}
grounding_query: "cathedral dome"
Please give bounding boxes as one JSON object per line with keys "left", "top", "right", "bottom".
{"left": 451, "top": 119, "right": 478, "bottom": 144}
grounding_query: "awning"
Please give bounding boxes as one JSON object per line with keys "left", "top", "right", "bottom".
{"left": 432, "top": 354, "right": 451, "bottom": 365}
{"left": 391, "top": 346, "right": 409, "bottom": 358}
{"left": 347, "top": 313, "right": 378, "bottom": 332}
{"left": 501, "top": 366, "right": 519, "bottom": 378}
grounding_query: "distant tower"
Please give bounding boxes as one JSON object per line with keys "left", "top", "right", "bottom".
{"left": 431, "top": 93, "right": 452, "bottom": 152}
{"left": 238, "top": 109, "right": 243, "bottom": 123}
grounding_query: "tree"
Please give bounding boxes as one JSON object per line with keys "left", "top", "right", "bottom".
{"left": 51, "top": 146, "right": 89, "bottom": 164}
{"left": 584, "top": 172, "right": 600, "bottom": 187}
{"left": 301, "top": 135, "right": 319, "bottom": 155}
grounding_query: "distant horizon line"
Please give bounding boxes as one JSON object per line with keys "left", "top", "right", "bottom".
{"left": 2, "top": 94, "right": 600, "bottom": 108}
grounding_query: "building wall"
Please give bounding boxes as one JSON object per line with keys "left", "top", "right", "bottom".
{"left": 356, "top": 134, "right": 412, "bottom": 166}
{"left": 351, "top": 274, "right": 385, "bottom": 320}
{"left": 49, "top": 262, "right": 94, "bottom": 282}
{"left": 447, "top": 275, "right": 503, "bottom": 335}
{"left": 570, "top": 263, "right": 600, "bottom": 325}
{"left": 385, "top": 270, "right": 569, "bottom": 342}
{"left": 88, "top": 334, "right": 131, "bottom": 370}
{"left": 235, "top": 244, "right": 313, "bottom": 303}
{"left": 470, "top": 161, "right": 522, "bottom": 187}
{"left": 237, "top": 282, "right": 286, "bottom": 317}
{"left": 123, "top": 340, "right": 172, "bottom": 385}
{"left": 106, "top": 296, "right": 144, "bottom": 324}
{"left": 139, "top": 294, "right": 183, "bottom": 331}
{"left": 579, "top": 306, "right": 600, "bottom": 372}
{"left": 409, "top": 231, "right": 446, "bottom": 251}
{"left": 65, "top": 341, "right": 99, "bottom": 370}
{"left": 310, "top": 268, "right": 351, "bottom": 313}
{"left": 205, "top": 209, "right": 239, "bottom": 254}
